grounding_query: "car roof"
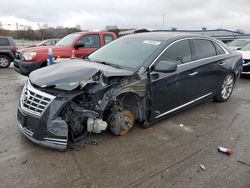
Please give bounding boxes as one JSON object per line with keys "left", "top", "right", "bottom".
{"left": 72, "top": 31, "right": 115, "bottom": 35}
{"left": 233, "top": 38, "right": 250, "bottom": 41}
{"left": 0, "top": 36, "right": 12, "bottom": 39}
{"left": 122, "top": 32, "right": 213, "bottom": 42}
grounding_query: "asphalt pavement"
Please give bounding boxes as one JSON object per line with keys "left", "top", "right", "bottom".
{"left": 0, "top": 66, "right": 250, "bottom": 188}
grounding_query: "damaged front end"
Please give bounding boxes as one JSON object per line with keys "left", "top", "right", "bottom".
{"left": 17, "top": 61, "right": 148, "bottom": 150}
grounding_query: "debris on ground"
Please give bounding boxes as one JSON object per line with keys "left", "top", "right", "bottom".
{"left": 200, "top": 164, "right": 206, "bottom": 171}
{"left": 84, "top": 140, "right": 98, "bottom": 145}
{"left": 68, "top": 140, "right": 98, "bottom": 151}
{"left": 218, "top": 146, "right": 232, "bottom": 155}
{"left": 21, "top": 159, "right": 27, "bottom": 164}
{"left": 68, "top": 143, "right": 86, "bottom": 151}
{"left": 237, "top": 160, "right": 250, "bottom": 167}
{"left": 180, "top": 124, "right": 184, "bottom": 127}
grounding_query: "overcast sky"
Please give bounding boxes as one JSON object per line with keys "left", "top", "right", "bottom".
{"left": 0, "top": 0, "right": 249, "bottom": 32}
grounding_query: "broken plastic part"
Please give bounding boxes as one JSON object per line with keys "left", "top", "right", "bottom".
{"left": 218, "top": 146, "right": 232, "bottom": 155}
{"left": 87, "top": 118, "right": 108, "bottom": 134}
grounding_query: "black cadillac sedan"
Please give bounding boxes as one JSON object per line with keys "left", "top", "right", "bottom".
{"left": 17, "top": 32, "right": 243, "bottom": 150}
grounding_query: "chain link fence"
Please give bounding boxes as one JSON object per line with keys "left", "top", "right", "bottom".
{"left": 14, "top": 39, "right": 42, "bottom": 49}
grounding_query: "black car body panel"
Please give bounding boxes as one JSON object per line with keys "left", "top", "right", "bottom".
{"left": 0, "top": 36, "right": 16, "bottom": 58}
{"left": 0, "top": 49, "right": 15, "bottom": 60}
{"left": 29, "top": 60, "right": 134, "bottom": 90}
{"left": 0, "top": 36, "right": 17, "bottom": 67}
{"left": 14, "top": 59, "right": 44, "bottom": 76}
{"left": 17, "top": 32, "right": 243, "bottom": 150}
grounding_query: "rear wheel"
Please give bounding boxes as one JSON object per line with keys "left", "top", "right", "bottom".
{"left": 214, "top": 73, "right": 235, "bottom": 102}
{"left": 0, "top": 55, "right": 11, "bottom": 68}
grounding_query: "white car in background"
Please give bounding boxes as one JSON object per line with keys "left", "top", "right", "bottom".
{"left": 237, "top": 44, "right": 250, "bottom": 74}
{"left": 229, "top": 38, "right": 250, "bottom": 50}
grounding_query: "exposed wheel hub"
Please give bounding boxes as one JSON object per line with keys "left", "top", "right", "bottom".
{"left": 108, "top": 110, "right": 134, "bottom": 136}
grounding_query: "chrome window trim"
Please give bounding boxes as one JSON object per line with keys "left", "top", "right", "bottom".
{"left": 149, "top": 37, "right": 229, "bottom": 69}
{"left": 155, "top": 92, "right": 213, "bottom": 119}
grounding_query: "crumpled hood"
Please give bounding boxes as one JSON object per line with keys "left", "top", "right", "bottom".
{"left": 29, "top": 59, "right": 133, "bottom": 90}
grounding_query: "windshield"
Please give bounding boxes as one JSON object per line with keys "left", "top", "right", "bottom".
{"left": 241, "top": 43, "right": 250, "bottom": 51}
{"left": 88, "top": 37, "right": 162, "bottom": 70}
{"left": 37, "top": 40, "right": 47, "bottom": 46}
{"left": 229, "top": 39, "right": 250, "bottom": 47}
{"left": 56, "top": 33, "right": 80, "bottom": 47}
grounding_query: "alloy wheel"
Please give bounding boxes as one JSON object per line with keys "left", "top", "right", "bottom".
{"left": 221, "top": 74, "right": 234, "bottom": 100}
{"left": 0, "top": 57, "right": 9, "bottom": 67}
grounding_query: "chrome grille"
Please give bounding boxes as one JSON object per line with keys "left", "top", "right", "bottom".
{"left": 20, "top": 80, "right": 55, "bottom": 116}
{"left": 243, "top": 59, "right": 250, "bottom": 65}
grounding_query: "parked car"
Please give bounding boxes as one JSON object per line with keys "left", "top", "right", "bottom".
{"left": 17, "top": 32, "right": 243, "bottom": 150}
{"left": 28, "top": 38, "right": 60, "bottom": 48}
{"left": 14, "top": 31, "right": 117, "bottom": 76}
{"left": 0, "top": 36, "right": 17, "bottom": 68}
{"left": 237, "top": 43, "right": 250, "bottom": 74}
{"left": 228, "top": 38, "right": 250, "bottom": 50}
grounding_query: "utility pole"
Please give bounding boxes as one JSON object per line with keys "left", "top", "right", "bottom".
{"left": 162, "top": 14, "right": 165, "bottom": 29}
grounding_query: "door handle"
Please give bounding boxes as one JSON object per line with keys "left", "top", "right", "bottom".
{"left": 188, "top": 71, "right": 198, "bottom": 76}
{"left": 219, "top": 62, "right": 226, "bottom": 66}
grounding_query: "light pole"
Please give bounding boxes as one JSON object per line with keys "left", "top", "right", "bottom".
{"left": 162, "top": 14, "right": 165, "bottom": 29}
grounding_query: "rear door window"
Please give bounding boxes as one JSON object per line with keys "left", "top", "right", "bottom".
{"left": 104, "top": 35, "right": 113, "bottom": 44}
{"left": 79, "top": 34, "right": 100, "bottom": 48}
{"left": 192, "top": 39, "right": 217, "bottom": 60}
{"left": 0, "top": 38, "right": 10, "bottom": 46}
{"left": 212, "top": 42, "right": 225, "bottom": 55}
{"left": 157, "top": 39, "right": 192, "bottom": 65}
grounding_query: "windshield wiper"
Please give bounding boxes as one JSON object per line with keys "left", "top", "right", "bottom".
{"left": 84, "top": 56, "right": 90, "bottom": 61}
{"left": 94, "top": 60, "right": 122, "bottom": 69}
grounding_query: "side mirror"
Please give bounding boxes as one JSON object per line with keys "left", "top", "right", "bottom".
{"left": 75, "top": 42, "right": 85, "bottom": 49}
{"left": 154, "top": 61, "right": 177, "bottom": 73}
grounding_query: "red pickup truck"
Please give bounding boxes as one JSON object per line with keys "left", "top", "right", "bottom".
{"left": 14, "top": 31, "right": 117, "bottom": 76}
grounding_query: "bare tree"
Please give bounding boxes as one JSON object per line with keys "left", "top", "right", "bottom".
{"left": 37, "top": 23, "right": 49, "bottom": 40}
{"left": 56, "top": 25, "right": 64, "bottom": 29}
{"left": 75, "top": 24, "right": 81, "bottom": 30}
{"left": 235, "top": 29, "right": 245, "bottom": 34}
{"left": 105, "top": 25, "right": 119, "bottom": 36}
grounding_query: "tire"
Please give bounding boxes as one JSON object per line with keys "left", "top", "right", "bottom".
{"left": 214, "top": 73, "right": 235, "bottom": 102}
{"left": 0, "top": 55, "right": 11, "bottom": 68}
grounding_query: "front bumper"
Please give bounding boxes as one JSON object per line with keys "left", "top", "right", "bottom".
{"left": 17, "top": 81, "right": 69, "bottom": 151}
{"left": 17, "top": 80, "right": 104, "bottom": 150}
{"left": 18, "top": 122, "right": 67, "bottom": 151}
{"left": 14, "top": 59, "right": 44, "bottom": 76}
{"left": 17, "top": 105, "right": 68, "bottom": 151}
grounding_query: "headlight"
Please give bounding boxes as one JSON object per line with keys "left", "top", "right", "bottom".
{"left": 23, "top": 52, "right": 37, "bottom": 60}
